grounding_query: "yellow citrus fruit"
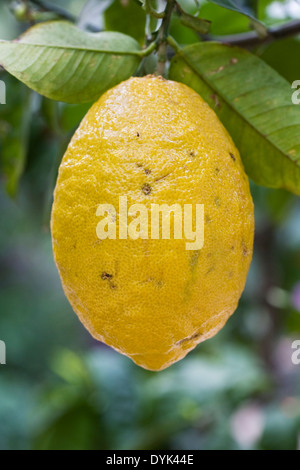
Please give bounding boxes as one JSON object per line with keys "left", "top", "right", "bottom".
{"left": 51, "top": 75, "right": 254, "bottom": 371}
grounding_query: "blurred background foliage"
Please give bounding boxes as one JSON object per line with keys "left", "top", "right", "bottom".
{"left": 0, "top": 0, "right": 300, "bottom": 450}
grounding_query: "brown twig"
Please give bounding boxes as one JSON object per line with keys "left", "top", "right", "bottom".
{"left": 206, "top": 19, "right": 300, "bottom": 49}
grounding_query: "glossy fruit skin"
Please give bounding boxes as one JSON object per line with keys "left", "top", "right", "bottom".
{"left": 51, "top": 76, "right": 254, "bottom": 371}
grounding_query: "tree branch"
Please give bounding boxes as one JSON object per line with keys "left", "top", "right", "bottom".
{"left": 207, "top": 19, "right": 300, "bottom": 49}
{"left": 156, "top": 0, "right": 176, "bottom": 76}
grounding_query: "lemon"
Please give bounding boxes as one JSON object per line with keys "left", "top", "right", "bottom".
{"left": 51, "top": 75, "right": 254, "bottom": 371}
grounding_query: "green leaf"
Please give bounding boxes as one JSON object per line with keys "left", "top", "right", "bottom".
{"left": 207, "top": 0, "right": 258, "bottom": 20}
{"left": 259, "top": 38, "right": 300, "bottom": 83}
{"left": 207, "top": 0, "right": 267, "bottom": 36}
{"left": 105, "top": 0, "right": 146, "bottom": 44}
{"left": 170, "top": 16, "right": 201, "bottom": 45}
{"left": 169, "top": 42, "right": 300, "bottom": 195}
{"left": 0, "top": 21, "right": 141, "bottom": 104}
{"left": 199, "top": 2, "right": 251, "bottom": 35}
{"left": 0, "top": 77, "right": 32, "bottom": 197}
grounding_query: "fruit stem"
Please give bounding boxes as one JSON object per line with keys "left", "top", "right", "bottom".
{"left": 156, "top": 0, "right": 176, "bottom": 76}
{"left": 137, "top": 41, "right": 157, "bottom": 58}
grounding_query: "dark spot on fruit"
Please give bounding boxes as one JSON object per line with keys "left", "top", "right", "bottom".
{"left": 205, "top": 215, "right": 212, "bottom": 224}
{"left": 231, "top": 245, "right": 235, "bottom": 251}
{"left": 144, "top": 168, "right": 151, "bottom": 175}
{"left": 142, "top": 183, "right": 151, "bottom": 195}
{"left": 176, "top": 332, "right": 201, "bottom": 345}
{"left": 136, "top": 162, "right": 143, "bottom": 168}
{"left": 215, "top": 168, "right": 220, "bottom": 174}
{"left": 190, "top": 151, "right": 195, "bottom": 157}
{"left": 229, "top": 152, "right": 236, "bottom": 161}
{"left": 241, "top": 241, "right": 248, "bottom": 256}
{"left": 101, "top": 272, "right": 117, "bottom": 289}
{"left": 228, "top": 271, "right": 234, "bottom": 278}
{"left": 101, "top": 272, "right": 113, "bottom": 280}
{"left": 137, "top": 132, "right": 140, "bottom": 137}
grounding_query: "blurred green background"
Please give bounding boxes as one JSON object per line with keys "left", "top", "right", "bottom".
{"left": 1, "top": 0, "right": 300, "bottom": 450}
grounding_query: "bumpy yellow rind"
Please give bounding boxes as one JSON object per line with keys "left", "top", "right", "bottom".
{"left": 51, "top": 76, "right": 254, "bottom": 371}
